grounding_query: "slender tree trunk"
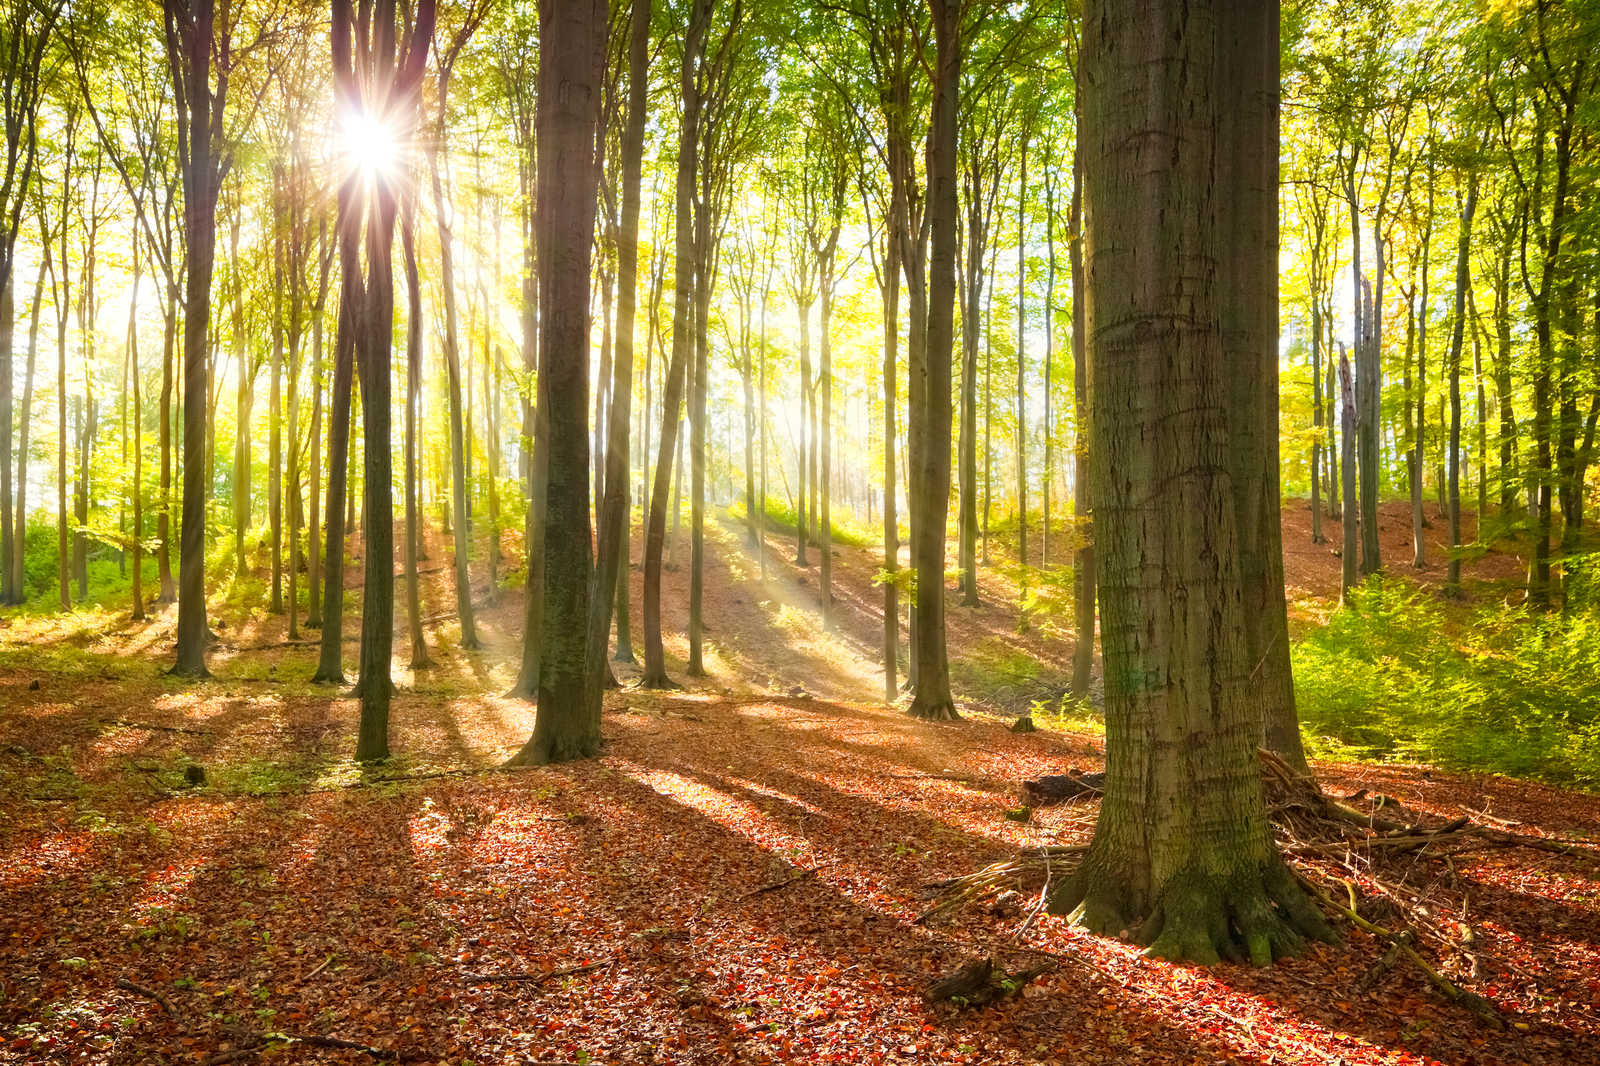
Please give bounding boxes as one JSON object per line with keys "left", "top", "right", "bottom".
{"left": 11, "top": 255, "right": 44, "bottom": 602}
{"left": 157, "top": 284, "right": 176, "bottom": 602}
{"left": 401, "top": 211, "right": 431, "bottom": 667}
{"left": 428, "top": 136, "right": 481, "bottom": 649}
{"left": 307, "top": 309, "right": 323, "bottom": 628}
{"left": 1068, "top": 152, "right": 1094, "bottom": 699}
{"left": 1412, "top": 203, "right": 1432, "bottom": 568}
{"left": 795, "top": 296, "right": 811, "bottom": 565}
{"left": 881, "top": 211, "right": 900, "bottom": 702}
{"left": 1015, "top": 135, "right": 1028, "bottom": 578}
{"left": 269, "top": 237, "right": 285, "bottom": 613}
{"left": 640, "top": 0, "right": 713, "bottom": 689}
{"left": 598, "top": 0, "right": 651, "bottom": 673}
{"left": 1446, "top": 178, "right": 1477, "bottom": 595}
{"left": 1340, "top": 345, "right": 1359, "bottom": 601}
{"left": 819, "top": 256, "right": 834, "bottom": 629}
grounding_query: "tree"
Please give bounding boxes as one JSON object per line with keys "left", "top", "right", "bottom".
{"left": 906, "top": 0, "right": 959, "bottom": 722}
{"left": 1048, "top": 0, "right": 1332, "bottom": 964}
{"left": 0, "top": 0, "right": 63, "bottom": 606}
{"left": 640, "top": 0, "right": 715, "bottom": 689}
{"left": 506, "top": 0, "right": 607, "bottom": 766}
{"left": 328, "top": 0, "right": 435, "bottom": 759}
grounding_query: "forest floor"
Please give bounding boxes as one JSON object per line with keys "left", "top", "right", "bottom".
{"left": 1, "top": 502, "right": 1597, "bottom": 1064}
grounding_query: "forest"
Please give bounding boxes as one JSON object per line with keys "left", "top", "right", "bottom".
{"left": 1, "top": 0, "right": 1598, "bottom": 1062}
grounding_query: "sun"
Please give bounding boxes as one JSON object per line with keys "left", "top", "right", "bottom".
{"left": 338, "top": 109, "right": 399, "bottom": 180}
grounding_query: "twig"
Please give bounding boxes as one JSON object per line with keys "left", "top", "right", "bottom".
{"left": 116, "top": 977, "right": 174, "bottom": 1015}
{"left": 1300, "top": 876, "right": 1505, "bottom": 1029}
{"left": 738, "top": 869, "right": 816, "bottom": 900}
{"left": 302, "top": 953, "right": 335, "bottom": 981}
{"left": 463, "top": 959, "right": 614, "bottom": 985}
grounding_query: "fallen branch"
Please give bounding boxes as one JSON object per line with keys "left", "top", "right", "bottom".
{"left": 1302, "top": 876, "right": 1505, "bottom": 1029}
{"left": 924, "top": 956, "right": 1054, "bottom": 1007}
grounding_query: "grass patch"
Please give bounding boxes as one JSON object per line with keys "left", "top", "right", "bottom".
{"left": 727, "top": 497, "right": 873, "bottom": 549}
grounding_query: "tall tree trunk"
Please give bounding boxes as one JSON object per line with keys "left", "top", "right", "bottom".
{"left": 1217, "top": 0, "right": 1305, "bottom": 770}
{"left": 1339, "top": 346, "right": 1358, "bottom": 601}
{"left": 428, "top": 131, "right": 481, "bottom": 649}
{"left": 1049, "top": 0, "right": 1331, "bottom": 964}
{"left": 1412, "top": 198, "right": 1432, "bottom": 568}
{"left": 907, "top": 0, "right": 959, "bottom": 722}
{"left": 881, "top": 206, "right": 901, "bottom": 702}
{"left": 306, "top": 307, "right": 323, "bottom": 628}
{"left": 594, "top": 0, "right": 651, "bottom": 680}
{"left": 0, "top": 275, "right": 12, "bottom": 606}
{"left": 11, "top": 254, "right": 45, "bottom": 603}
{"left": 1446, "top": 178, "right": 1478, "bottom": 595}
{"left": 640, "top": 0, "right": 713, "bottom": 688}
{"left": 270, "top": 229, "right": 285, "bottom": 613}
{"left": 687, "top": 227, "right": 709, "bottom": 676}
{"left": 401, "top": 211, "right": 431, "bottom": 667}
{"left": 819, "top": 253, "right": 834, "bottom": 629}
{"left": 127, "top": 232, "right": 145, "bottom": 618}
{"left": 1068, "top": 151, "right": 1094, "bottom": 700}
{"left": 507, "top": 0, "right": 606, "bottom": 766}
{"left": 795, "top": 295, "right": 811, "bottom": 565}
{"left": 1014, "top": 135, "right": 1027, "bottom": 579}
{"left": 157, "top": 283, "right": 176, "bottom": 601}
{"left": 169, "top": 0, "right": 218, "bottom": 678}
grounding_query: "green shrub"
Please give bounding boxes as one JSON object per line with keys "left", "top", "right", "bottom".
{"left": 726, "top": 496, "right": 872, "bottom": 548}
{"left": 1293, "top": 576, "right": 1600, "bottom": 788}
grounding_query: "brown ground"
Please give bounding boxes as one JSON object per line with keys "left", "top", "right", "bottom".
{"left": 1, "top": 503, "right": 1595, "bottom": 1065}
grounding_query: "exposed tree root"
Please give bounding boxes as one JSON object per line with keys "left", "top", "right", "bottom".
{"left": 907, "top": 698, "right": 960, "bottom": 721}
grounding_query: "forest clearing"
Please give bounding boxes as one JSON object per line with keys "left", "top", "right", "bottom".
{"left": 5, "top": 0, "right": 1600, "bottom": 1062}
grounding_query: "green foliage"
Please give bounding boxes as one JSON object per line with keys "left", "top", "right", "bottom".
{"left": 726, "top": 496, "right": 871, "bottom": 548}
{"left": 1293, "top": 576, "right": 1600, "bottom": 787}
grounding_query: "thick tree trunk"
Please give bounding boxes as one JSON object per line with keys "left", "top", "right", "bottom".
{"left": 508, "top": 0, "right": 606, "bottom": 766}
{"left": 1050, "top": 0, "right": 1331, "bottom": 965}
{"left": 1217, "top": 0, "right": 1306, "bottom": 770}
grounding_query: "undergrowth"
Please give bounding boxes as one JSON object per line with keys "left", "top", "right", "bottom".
{"left": 1293, "top": 574, "right": 1600, "bottom": 788}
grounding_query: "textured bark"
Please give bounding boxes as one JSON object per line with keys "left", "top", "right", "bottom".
{"left": 880, "top": 204, "right": 901, "bottom": 702}
{"left": 1048, "top": 0, "right": 1331, "bottom": 965}
{"left": 163, "top": 0, "right": 225, "bottom": 678}
{"left": 507, "top": 0, "right": 606, "bottom": 767}
{"left": 1216, "top": 0, "right": 1306, "bottom": 771}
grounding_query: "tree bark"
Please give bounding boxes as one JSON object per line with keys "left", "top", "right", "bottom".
{"left": 1445, "top": 178, "right": 1478, "bottom": 595}
{"left": 639, "top": 0, "right": 713, "bottom": 689}
{"left": 907, "top": 0, "right": 959, "bottom": 722}
{"left": 507, "top": 0, "right": 606, "bottom": 766}
{"left": 1050, "top": 0, "right": 1331, "bottom": 965}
